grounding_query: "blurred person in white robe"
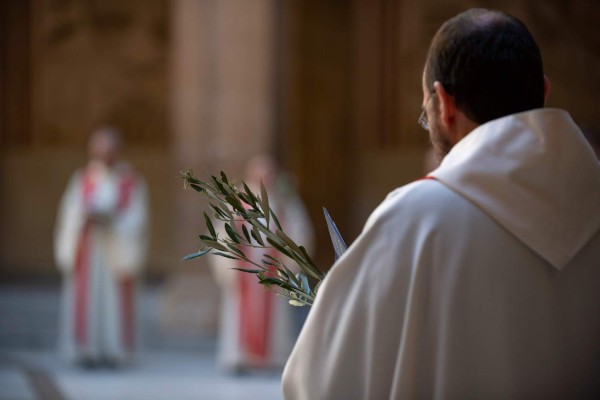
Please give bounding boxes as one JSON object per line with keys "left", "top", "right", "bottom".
{"left": 211, "top": 155, "right": 314, "bottom": 374}
{"left": 283, "top": 9, "right": 600, "bottom": 399}
{"left": 54, "top": 127, "right": 149, "bottom": 367}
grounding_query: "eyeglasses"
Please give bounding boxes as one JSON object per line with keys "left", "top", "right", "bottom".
{"left": 418, "top": 94, "right": 435, "bottom": 131}
{"left": 418, "top": 109, "right": 429, "bottom": 131}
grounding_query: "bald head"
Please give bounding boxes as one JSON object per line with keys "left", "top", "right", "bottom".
{"left": 424, "top": 9, "right": 545, "bottom": 124}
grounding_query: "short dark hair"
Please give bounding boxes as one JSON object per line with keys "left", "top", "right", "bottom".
{"left": 425, "top": 9, "right": 545, "bottom": 124}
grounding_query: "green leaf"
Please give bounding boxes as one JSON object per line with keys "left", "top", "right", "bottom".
{"left": 261, "top": 259, "right": 280, "bottom": 267}
{"left": 221, "top": 205, "right": 234, "bottom": 219}
{"left": 297, "top": 246, "right": 322, "bottom": 279}
{"left": 221, "top": 182, "right": 236, "bottom": 198}
{"left": 210, "top": 203, "right": 233, "bottom": 220}
{"left": 225, "top": 223, "right": 241, "bottom": 244}
{"left": 260, "top": 180, "right": 270, "bottom": 228}
{"left": 230, "top": 267, "right": 261, "bottom": 274}
{"left": 245, "top": 210, "right": 262, "bottom": 219}
{"left": 262, "top": 254, "right": 282, "bottom": 267}
{"left": 210, "top": 203, "right": 223, "bottom": 219}
{"left": 204, "top": 212, "right": 216, "bottom": 238}
{"left": 211, "top": 175, "right": 226, "bottom": 195}
{"left": 212, "top": 251, "right": 240, "bottom": 260}
{"left": 249, "top": 218, "right": 279, "bottom": 242}
{"left": 238, "top": 193, "right": 252, "bottom": 207}
{"left": 266, "top": 237, "right": 294, "bottom": 259}
{"left": 241, "top": 224, "right": 252, "bottom": 243}
{"left": 275, "top": 267, "right": 289, "bottom": 279}
{"left": 258, "top": 276, "right": 287, "bottom": 287}
{"left": 282, "top": 264, "right": 300, "bottom": 286}
{"left": 189, "top": 183, "right": 206, "bottom": 193}
{"left": 276, "top": 229, "right": 303, "bottom": 257}
{"left": 181, "top": 249, "right": 211, "bottom": 261}
{"left": 226, "top": 243, "right": 245, "bottom": 258}
{"left": 270, "top": 208, "right": 283, "bottom": 230}
{"left": 225, "top": 194, "right": 245, "bottom": 213}
{"left": 242, "top": 181, "right": 259, "bottom": 207}
{"left": 203, "top": 189, "right": 220, "bottom": 202}
{"left": 251, "top": 226, "right": 265, "bottom": 246}
{"left": 200, "top": 239, "right": 228, "bottom": 252}
{"left": 299, "top": 246, "right": 317, "bottom": 268}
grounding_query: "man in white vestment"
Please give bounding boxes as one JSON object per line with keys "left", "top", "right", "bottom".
{"left": 54, "top": 127, "right": 149, "bottom": 367}
{"left": 211, "top": 155, "right": 314, "bottom": 373}
{"left": 283, "top": 9, "right": 600, "bottom": 399}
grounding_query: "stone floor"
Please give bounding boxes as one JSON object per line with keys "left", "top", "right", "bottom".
{"left": 0, "top": 282, "right": 285, "bottom": 399}
{"left": 0, "top": 349, "right": 282, "bottom": 400}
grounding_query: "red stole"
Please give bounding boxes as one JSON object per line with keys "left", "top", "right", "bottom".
{"left": 237, "top": 202, "right": 283, "bottom": 365}
{"left": 73, "top": 167, "right": 136, "bottom": 349}
{"left": 238, "top": 249, "right": 277, "bottom": 364}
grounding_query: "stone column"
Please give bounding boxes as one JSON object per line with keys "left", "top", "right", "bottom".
{"left": 212, "top": 0, "right": 276, "bottom": 174}
{"left": 164, "top": 0, "right": 276, "bottom": 339}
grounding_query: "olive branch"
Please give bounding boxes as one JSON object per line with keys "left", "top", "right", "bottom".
{"left": 181, "top": 170, "right": 324, "bottom": 306}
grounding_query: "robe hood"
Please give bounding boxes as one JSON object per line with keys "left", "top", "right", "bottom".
{"left": 430, "top": 108, "right": 600, "bottom": 270}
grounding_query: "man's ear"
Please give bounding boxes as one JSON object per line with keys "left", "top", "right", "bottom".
{"left": 543, "top": 75, "right": 550, "bottom": 105}
{"left": 433, "top": 81, "right": 456, "bottom": 131}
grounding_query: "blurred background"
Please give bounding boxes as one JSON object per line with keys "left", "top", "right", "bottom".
{"left": 1, "top": 0, "right": 599, "bottom": 399}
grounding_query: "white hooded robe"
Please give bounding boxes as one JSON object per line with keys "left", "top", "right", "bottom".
{"left": 54, "top": 161, "right": 149, "bottom": 364}
{"left": 211, "top": 180, "right": 314, "bottom": 372}
{"left": 282, "top": 109, "right": 600, "bottom": 399}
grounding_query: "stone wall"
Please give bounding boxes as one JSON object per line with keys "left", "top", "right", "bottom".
{"left": 29, "top": 0, "right": 169, "bottom": 147}
{"left": 1, "top": 0, "right": 599, "bottom": 277}
{"left": 0, "top": 0, "right": 172, "bottom": 278}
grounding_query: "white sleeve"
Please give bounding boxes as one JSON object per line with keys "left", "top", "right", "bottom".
{"left": 54, "top": 171, "right": 85, "bottom": 274}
